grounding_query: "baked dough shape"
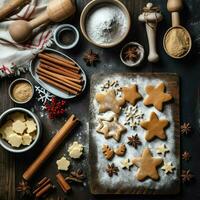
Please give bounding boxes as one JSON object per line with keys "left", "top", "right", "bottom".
{"left": 96, "top": 116, "right": 126, "bottom": 142}
{"left": 140, "top": 112, "right": 169, "bottom": 141}
{"left": 121, "top": 158, "right": 133, "bottom": 170}
{"left": 122, "top": 84, "right": 142, "bottom": 105}
{"left": 0, "top": 121, "right": 14, "bottom": 140}
{"left": 56, "top": 157, "right": 70, "bottom": 171}
{"left": 102, "top": 144, "right": 114, "bottom": 160}
{"left": 156, "top": 144, "right": 169, "bottom": 156}
{"left": 143, "top": 82, "right": 173, "bottom": 111}
{"left": 8, "top": 133, "right": 22, "bottom": 147}
{"left": 22, "top": 134, "right": 32, "bottom": 146}
{"left": 68, "top": 141, "right": 84, "bottom": 159}
{"left": 95, "top": 90, "right": 125, "bottom": 114}
{"left": 12, "top": 120, "right": 26, "bottom": 134}
{"left": 161, "top": 161, "right": 175, "bottom": 174}
{"left": 10, "top": 112, "right": 25, "bottom": 122}
{"left": 114, "top": 144, "right": 126, "bottom": 156}
{"left": 25, "top": 119, "right": 37, "bottom": 134}
{"left": 132, "top": 148, "right": 163, "bottom": 181}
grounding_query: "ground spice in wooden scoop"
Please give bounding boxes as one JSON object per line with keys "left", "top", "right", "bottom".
{"left": 165, "top": 27, "right": 190, "bottom": 58}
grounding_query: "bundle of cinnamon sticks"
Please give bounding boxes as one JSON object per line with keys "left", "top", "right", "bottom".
{"left": 36, "top": 52, "right": 84, "bottom": 95}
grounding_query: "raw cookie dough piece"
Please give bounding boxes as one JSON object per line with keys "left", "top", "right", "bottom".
{"left": 56, "top": 157, "right": 70, "bottom": 171}
{"left": 68, "top": 141, "right": 83, "bottom": 159}
{"left": 140, "top": 112, "right": 169, "bottom": 141}
{"left": 12, "top": 120, "right": 26, "bottom": 134}
{"left": 96, "top": 116, "right": 126, "bottom": 142}
{"left": 132, "top": 148, "right": 163, "bottom": 181}
{"left": 22, "top": 134, "right": 33, "bottom": 145}
{"left": 161, "top": 162, "right": 175, "bottom": 174}
{"left": 95, "top": 90, "right": 125, "bottom": 114}
{"left": 25, "top": 119, "right": 37, "bottom": 134}
{"left": 8, "top": 133, "right": 22, "bottom": 147}
{"left": 122, "top": 84, "right": 142, "bottom": 105}
{"left": 102, "top": 144, "right": 114, "bottom": 160}
{"left": 121, "top": 158, "right": 133, "bottom": 170}
{"left": 10, "top": 112, "right": 25, "bottom": 122}
{"left": 156, "top": 144, "right": 169, "bottom": 156}
{"left": 0, "top": 121, "right": 14, "bottom": 140}
{"left": 143, "top": 82, "right": 173, "bottom": 111}
{"left": 114, "top": 144, "right": 126, "bottom": 156}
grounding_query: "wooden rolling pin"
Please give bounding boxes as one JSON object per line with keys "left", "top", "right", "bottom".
{"left": 9, "top": 0, "right": 76, "bottom": 43}
{"left": 23, "top": 115, "right": 79, "bottom": 181}
{"left": 0, "top": 0, "right": 25, "bottom": 20}
{"left": 138, "top": 3, "right": 163, "bottom": 63}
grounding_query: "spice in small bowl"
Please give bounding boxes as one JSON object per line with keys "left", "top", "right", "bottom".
{"left": 120, "top": 42, "right": 144, "bottom": 67}
{"left": 9, "top": 78, "right": 34, "bottom": 104}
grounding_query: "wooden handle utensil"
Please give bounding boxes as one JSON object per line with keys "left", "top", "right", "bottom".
{"left": 9, "top": 0, "right": 76, "bottom": 43}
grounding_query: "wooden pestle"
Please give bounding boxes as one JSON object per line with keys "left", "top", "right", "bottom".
{"left": 138, "top": 3, "right": 163, "bottom": 63}
{"left": 9, "top": 0, "right": 76, "bottom": 43}
{"left": 0, "top": 0, "right": 25, "bottom": 20}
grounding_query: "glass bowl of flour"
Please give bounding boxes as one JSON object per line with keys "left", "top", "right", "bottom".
{"left": 80, "top": 0, "right": 131, "bottom": 48}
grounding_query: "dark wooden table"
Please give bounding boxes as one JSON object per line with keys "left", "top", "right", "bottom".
{"left": 1, "top": 0, "right": 200, "bottom": 199}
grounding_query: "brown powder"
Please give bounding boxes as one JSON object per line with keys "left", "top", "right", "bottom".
{"left": 165, "top": 27, "right": 190, "bottom": 58}
{"left": 12, "top": 81, "right": 33, "bottom": 102}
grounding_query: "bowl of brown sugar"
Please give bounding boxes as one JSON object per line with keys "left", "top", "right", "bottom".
{"left": 9, "top": 78, "right": 34, "bottom": 104}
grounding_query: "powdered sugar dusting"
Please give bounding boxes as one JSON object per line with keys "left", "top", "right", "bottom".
{"left": 90, "top": 74, "right": 179, "bottom": 193}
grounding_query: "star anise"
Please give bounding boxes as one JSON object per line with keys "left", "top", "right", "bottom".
{"left": 127, "top": 134, "right": 142, "bottom": 148}
{"left": 16, "top": 180, "right": 32, "bottom": 199}
{"left": 106, "top": 163, "right": 119, "bottom": 177}
{"left": 83, "top": 49, "right": 99, "bottom": 66}
{"left": 181, "top": 170, "right": 193, "bottom": 183}
{"left": 65, "top": 169, "right": 85, "bottom": 183}
{"left": 182, "top": 151, "right": 191, "bottom": 161}
{"left": 123, "top": 47, "right": 140, "bottom": 62}
{"left": 181, "top": 122, "right": 191, "bottom": 135}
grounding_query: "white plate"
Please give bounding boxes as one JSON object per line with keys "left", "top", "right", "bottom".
{"left": 30, "top": 48, "right": 87, "bottom": 99}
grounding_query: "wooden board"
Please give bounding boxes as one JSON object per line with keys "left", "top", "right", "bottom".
{"left": 89, "top": 73, "right": 180, "bottom": 195}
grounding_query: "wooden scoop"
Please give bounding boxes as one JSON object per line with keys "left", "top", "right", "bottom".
{"left": 9, "top": 0, "right": 76, "bottom": 43}
{"left": 163, "top": 0, "right": 192, "bottom": 58}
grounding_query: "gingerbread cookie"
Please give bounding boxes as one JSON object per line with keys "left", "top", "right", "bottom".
{"left": 143, "top": 82, "right": 173, "bottom": 111}
{"left": 132, "top": 148, "right": 163, "bottom": 181}
{"left": 122, "top": 84, "right": 142, "bottom": 105}
{"left": 95, "top": 90, "right": 125, "bottom": 114}
{"left": 102, "top": 144, "right": 114, "bottom": 160}
{"left": 140, "top": 112, "right": 169, "bottom": 141}
{"left": 114, "top": 144, "right": 126, "bottom": 156}
{"left": 96, "top": 116, "right": 126, "bottom": 142}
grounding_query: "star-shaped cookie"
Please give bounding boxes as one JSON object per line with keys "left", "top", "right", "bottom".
{"left": 95, "top": 90, "right": 125, "bottom": 114}
{"left": 121, "top": 158, "right": 133, "bottom": 170}
{"left": 96, "top": 116, "right": 126, "bottom": 142}
{"left": 143, "top": 82, "right": 173, "bottom": 111}
{"left": 122, "top": 84, "right": 142, "bottom": 105}
{"left": 140, "top": 112, "right": 169, "bottom": 141}
{"left": 132, "top": 148, "right": 163, "bottom": 181}
{"left": 161, "top": 162, "right": 175, "bottom": 174}
{"left": 156, "top": 144, "right": 169, "bottom": 156}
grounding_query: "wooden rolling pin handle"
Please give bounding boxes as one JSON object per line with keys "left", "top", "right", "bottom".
{"left": 29, "top": 12, "right": 50, "bottom": 29}
{"left": 22, "top": 115, "right": 79, "bottom": 181}
{"left": 145, "top": 23, "right": 159, "bottom": 63}
{"left": 0, "top": 0, "right": 24, "bottom": 20}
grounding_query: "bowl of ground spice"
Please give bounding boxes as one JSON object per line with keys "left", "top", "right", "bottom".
{"left": 9, "top": 78, "right": 34, "bottom": 104}
{"left": 80, "top": 0, "right": 131, "bottom": 48}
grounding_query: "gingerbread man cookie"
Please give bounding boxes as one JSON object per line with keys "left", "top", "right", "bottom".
{"left": 95, "top": 90, "right": 125, "bottom": 114}
{"left": 140, "top": 112, "right": 169, "bottom": 141}
{"left": 143, "top": 82, "right": 173, "bottom": 111}
{"left": 122, "top": 84, "right": 142, "bottom": 105}
{"left": 132, "top": 148, "right": 163, "bottom": 181}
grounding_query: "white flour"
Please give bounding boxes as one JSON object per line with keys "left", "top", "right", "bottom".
{"left": 86, "top": 4, "right": 128, "bottom": 44}
{"left": 89, "top": 74, "right": 180, "bottom": 194}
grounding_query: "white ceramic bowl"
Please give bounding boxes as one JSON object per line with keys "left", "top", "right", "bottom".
{"left": 0, "top": 108, "right": 41, "bottom": 153}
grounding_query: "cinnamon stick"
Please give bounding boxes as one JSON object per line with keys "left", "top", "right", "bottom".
{"left": 43, "top": 52, "right": 75, "bottom": 66}
{"left": 39, "top": 53, "right": 79, "bottom": 71}
{"left": 23, "top": 115, "right": 79, "bottom": 181}
{"left": 39, "top": 74, "right": 78, "bottom": 95}
{"left": 37, "top": 67, "right": 82, "bottom": 91}
{"left": 40, "top": 63, "right": 81, "bottom": 80}
{"left": 33, "top": 178, "right": 51, "bottom": 194}
{"left": 35, "top": 183, "right": 54, "bottom": 198}
{"left": 56, "top": 173, "right": 71, "bottom": 193}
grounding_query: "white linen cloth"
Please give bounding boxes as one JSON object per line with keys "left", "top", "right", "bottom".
{"left": 0, "top": 0, "right": 54, "bottom": 78}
